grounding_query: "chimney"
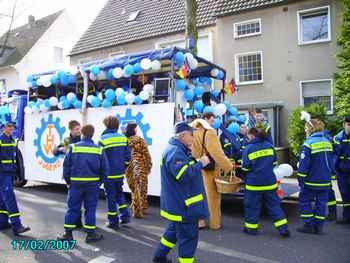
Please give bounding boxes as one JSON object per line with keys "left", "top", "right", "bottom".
{"left": 28, "top": 15, "right": 35, "bottom": 28}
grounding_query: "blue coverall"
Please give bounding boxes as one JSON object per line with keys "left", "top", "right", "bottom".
{"left": 298, "top": 132, "right": 334, "bottom": 231}
{"left": 63, "top": 139, "right": 109, "bottom": 233}
{"left": 154, "top": 138, "right": 208, "bottom": 263}
{"left": 100, "top": 129, "right": 131, "bottom": 225}
{"left": 242, "top": 138, "right": 288, "bottom": 235}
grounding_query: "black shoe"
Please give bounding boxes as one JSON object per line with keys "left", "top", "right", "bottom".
{"left": 336, "top": 219, "right": 350, "bottom": 225}
{"left": 86, "top": 232, "right": 103, "bottom": 243}
{"left": 57, "top": 231, "right": 73, "bottom": 241}
{"left": 13, "top": 225, "right": 31, "bottom": 236}
{"left": 106, "top": 222, "right": 119, "bottom": 230}
{"left": 280, "top": 229, "right": 291, "bottom": 238}
{"left": 0, "top": 222, "right": 11, "bottom": 230}
{"left": 296, "top": 225, "right": 315, "bottom": 234}
{"left": 152, "top": 257, "right": 173, "bottom": 263}
{"left": 120, "top": 217, "right": 131, "bottom": 225}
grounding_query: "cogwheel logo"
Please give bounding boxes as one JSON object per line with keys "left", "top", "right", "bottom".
{"left": 34, "top": 114, "right": 66, "bottom": 171}
{"left": 116, "top": 108, "right": 152, "bottom": 145}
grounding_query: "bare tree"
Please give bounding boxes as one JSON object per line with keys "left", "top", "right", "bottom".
{"left": 184, "top": 0, "right": 198, "bottom": 55}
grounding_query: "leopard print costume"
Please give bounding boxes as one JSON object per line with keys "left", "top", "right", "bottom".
{"left": 125, "top": 135, "right": 152, "bottom": 218}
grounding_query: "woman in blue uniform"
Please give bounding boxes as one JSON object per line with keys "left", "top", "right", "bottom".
{"left": 242, "top": 127, "right": 290, "bottom": 237}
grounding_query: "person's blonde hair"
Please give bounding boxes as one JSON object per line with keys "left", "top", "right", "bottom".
{"left": 305, "top": 118, "right": 325, "bottom": 134}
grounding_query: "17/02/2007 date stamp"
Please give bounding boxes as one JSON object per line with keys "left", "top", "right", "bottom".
{"left": 11, "top": 240, "right": 77, "bottom": 251}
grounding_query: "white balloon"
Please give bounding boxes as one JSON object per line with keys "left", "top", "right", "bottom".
{"left": 188, "top": 58, "right": 198, "bottom": 70}
{"left": 67, "top": 92, "right": 76, "bottom": 102}
{"left": 40, "top": 104, "right": 49, "bottom": 112}
{"left": 210, "top": 68, "right": 219, "bottom": 77}
{"left": 32, "top": 105, "right": 40, "bottom": 113}
{"left": 89, "top": 72, "right": 97, "bottom": 81}
{"left": 139, "top": 90, "right": 150, "bottom": 100}
{"left": 279, "top": 164, "right": 294, "bottom": 177}
{"left": 57, "top": 102, "right": 64, "bottom": 110}
{"left": 125, "top": 93, "right": 135, "bottom": 104}
{"left": 184, "top": 52, "right": 194, "bottom": 62}
{"left": 214, "top": 103, "right": 227, "bottom": 116}
{"left": 143, "top": 84, "right": 154, "bottom": 94}
{"left": 36, "top": 77, "right": 44, "bottom": 86}
{"left": 113, "top": 67, "right": 123, "bottom": 78}
{"left": 87, "top": 95, "right": 95, "bottom": 104}
{"left": 98, "top": 92, "right": 103, "bottom": 101}
{"left": 151, "top": 60, "right": 161, "bottom": 71}
{"left": 140, "top": 58, "right": 152, "bottom": 70}
{"left": 115, "top": 88, "right": 125, "bottom": 97}
{"left": 273, "top": 167, "right": 283, "bottom": 180}
{"left": 97, "top": 71, "right": 107, "bottom": 80}
{"left": 24, "top": 107, "right": 32, "bottom": 114}
{"left": 43, "top": 79, "right": 51, "bottom": 88}
{"left": 49, "top": 97, "right": 58, "bottom": 107}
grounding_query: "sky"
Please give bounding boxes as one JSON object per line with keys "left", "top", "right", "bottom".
{"left": 0, "top": 0, "right": 107, "bottom": 36}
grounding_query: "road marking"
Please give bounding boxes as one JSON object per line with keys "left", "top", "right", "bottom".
{"left": 88, "top": 256, "right": 116, "bottom": 263}
{"left": 140, "top": 225, "right": 280, "bottom": 263}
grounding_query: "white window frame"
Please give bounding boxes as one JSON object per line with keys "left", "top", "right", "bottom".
{"left": 109, "top": 51, "right": 125, "bottom": 59}
{"left": 297, "top": 5, "right": 331, "bottom": 45}
{"left": 235, "top": 51, "right": 264, "bottom": 86}
{"left": 299, "top": 79, "right": 333, "bottom": 114}
{"left": 53, "top": 46, "right": 64, "bottom": 63}
{"left": 233, "top": 18, "right": 262, "bottom": 39}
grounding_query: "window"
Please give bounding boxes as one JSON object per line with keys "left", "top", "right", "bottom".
{"left": 234, "top": 18, "right": 262, "bottom": 39}
{"left": 109, "top": 51, "right": 125, "bottom": 59}
{"left": 235, "top": 51, "right": 263, "bottom": 85}
{"left": 127, "top": 11, "right": 140, "bottom": 22}
{"left": 300, "top": 79, "right": 333, "bottom": 114}
{"left": 78, "top": 57, "right": 93, "bottom": 64}
{"left": 0, "top": 79, "right": 6, "bottom": 94}
{"left": 297, "top": 6, "right": 331, "bottom": 45}
{"left": 53, "top": 47, "right": 63, "bottom": 63}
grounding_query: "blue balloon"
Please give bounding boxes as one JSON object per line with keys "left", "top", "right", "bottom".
{"left": 91, "top": 96, "right": 100, "bottom": 107}
{"left": 228, "top": 106, "right": 238, "bottom": 115}
{"left": 105, "top": 89, "right": 115, "bottom": 101}
{"left": 238, "top": 115, "right": 246, "bottom": 124}
{"left": 176, "top": 79, "right": 186, "bottom": 90}
{"left": 224, "top": 100, "right": 231, "bottom": 109}
{"left": 102, "top": 99, "right": 112, "bottom": 108}
{"left": 57, "top": 71, "right": 65, "bottom": 78}
{"left": 31, "top": 80, "right": 37, "bottom": 88}
{"left": 73, "top": 100, "right": 82, "bottom": 109}
{"left": 203, "top": 106, "right": 214, "bottom": 113}
{"left": 217, "top": 70, "right": 225, "bottom": 80}
{"left": 60, "top": 75, "right": 70, "bottom": 86}
{"left": 50, "top": 75, "right": 58, "bottom": 85}
{"left": 175, "top": 52, "right": 184, "bottom": 66}
{"left": 212, "top": 118, "right": 222, "bottom": 129}
{"left": 28, "top": 101, "right": 35, "bottom": 108}
{"left": 227, "top": 122, "right": 240, "bottom": 134}
{"left": 67, "top": 74, "right": 77, "bottom": 84}
{"left": 26, "top": 75, "right": 34, "bottom": 83}
{"left": 194, "top": 86, "right": 204, "bottom": 97}
{"left": 199, "top": 76, "right": 208, "bottom": 83}
{"left": 183, "top": 89, "right": 194, "bottom": 101}
{"left": 134, "top": 95, "right": 143, "bottom": 105}
{"left": 194, "top": 100, "right": 204, "bottom": 113}
{"left": 211, "top": 89, "right": 220, "bottom": 98}
{"left": 61, "top": 99, "right": 70, "bottom": 109}
{"left": 192, "top": 78, "right": 199, "bottom": 85}
{"left": 133, "top": 63, "right": 143, "bottom": 74}
{"left": 107, "top": 69, "right": 114, "bottom": 80}
{"left": 59, "top": 96, "right": 67, "bottom": 102}
{"left": 91, "top": 66, "right": 101, "bottom": 76}
{"left": 124, "top": 64, "right": 134, "bottom": 76}
{"left": 44, "top": 99, "right": 51, "bottom": 108}
{"left": 207, "top": 78, "right": 213, "bottom": 85}
{"left": 117, "top": 94, "right": 126, "bottom": 105}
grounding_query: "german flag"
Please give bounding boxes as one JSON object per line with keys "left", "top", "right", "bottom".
{"left": 176, "top": 64, "right": 188, "bottom": 79}
{"left": 225, "top": 79, "right": 237, "bottom": 96}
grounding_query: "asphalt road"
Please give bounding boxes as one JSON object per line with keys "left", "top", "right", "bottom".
{"left": 0, "top": 182, "right": 349, "bottom": 263}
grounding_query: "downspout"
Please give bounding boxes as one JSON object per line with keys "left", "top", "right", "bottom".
{"left": 80, "top": 69, "right": 88, "bottom": 126}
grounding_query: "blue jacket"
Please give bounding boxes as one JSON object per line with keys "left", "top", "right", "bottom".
{"left": 99, "top": 129, "right": 131, "bottom": 182}
{"left": 63, "top": 138, "right": 109, "bottom": 187}
{"left": 160, "top": 137, "right": 208, "bottom": 223}
{"left": 238, "top": 133, "right": 248, "bottom": 151}
{"left": 0, "top": 133, "right": 17, "bottom": 175}
{"left": 242, "top": 138, "right": 278, "bottom": 191}
{"left": 297, "top": 132, "right": 334, "bottom": 189}
{"left": 219, "top": 127, "right": 242, "bottom": 163}
{"left": 333, "top": 130, "right": 350, "bottom": 174}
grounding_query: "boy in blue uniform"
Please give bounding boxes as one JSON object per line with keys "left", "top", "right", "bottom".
{"left": 333, "top": 115, "right": 350, "bottom": 224}
{"left": 297, "top": 119, "right": 334, "bottom": 234}
{"left": 220, "top": 122, "right": 242, "bottom": 164}
{"left": 153, "top": 122, "right": 210, "bottom": 263}
{"left": 254, "top": 109, "right": 273, "bottom": 145}
{"left": 58, "top": 124, "right": 109, "bottom": 243}
{"left": 100, "top": 116, "right": 131, "bottom": 228}
{"left": 242, "top": 127, "right": 289, "bottom": 237}
{"left": 0, "top": 122, "right": 30, "bottom": 235}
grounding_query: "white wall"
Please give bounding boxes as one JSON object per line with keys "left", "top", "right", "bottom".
{"left": 0, "top": 67, "right": 21, "bottom": 92}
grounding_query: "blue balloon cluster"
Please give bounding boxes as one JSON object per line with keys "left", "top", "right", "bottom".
{"left": 183, "top": 89, "right": 194, "bottom": 101}
{"left": 117, "top": 94, "right": 126, "bottom": 105}
{"left": 175, "top": 52, "right": 184, "bottom": 67}
{"left": 61, "top": 99, "right": 70, "bottom": 109}
{"left": 217, "top": 71, "right": 225, "bottom": 80}
{"left": 102, "top": 99, "right": 112, "bottom": 108}
{"left": 211, "top": 89, "right": 220, "bottom": 98}
{"left": 73, "top": 100, "right": 82, "bottom": 109}
{"left": 134, "top": 95, "right": 143, "bottom": 105}
{"left": 194, "top": 100, "right": 204, "bottom": 113}
{"left": 124, "top": 64, "right": 134, "bottom": 76}
{"left": 203, "top": 106, "right": 214, "bottom": 113}
{"left": 228, "top": 106, "right": 238, "bottom": 115}
{"left": 212, "top": 118, "right": 222, "bottom": 129}
{"left": 133, "top": 63, "right": 143, "bottom": 74}
{"left": 105, "top": 89, "right": 115, "bottom": 101}
{"left": 107, "top": 69, "right": 114, "bottom": 80}
{"left": 176, "top": 79, "right": 186, "bottom": 91}
{"left": 28, "top": 101, "right": 35, "bottom": 108}
{"left": 91, "top": 66, "right": 101, "bottom": 76}
{"left": 228, "top": 122, "right": 240, "bottom": 134}
{"left": 194, "top": 86, "right": 204, "bottom": 97}
{"left": 90, "top": 96, "right": 100, "bottom": 107}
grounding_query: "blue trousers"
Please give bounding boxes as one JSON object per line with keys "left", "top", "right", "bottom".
{"left": 337, "top": 172, "right": 350, "bottom": 220}
{"left": 154, "top": 221, "right": 198, "bottom": 263}
{"left": 328, "top": 187, "right": 337, "bottom": 214}
{"left": 0, "top": 175, "right": 22, "bottom": 230}
{"left": 299, "top": 187, "right": 328, "bottom": 227}
{"left": 244, "top": 190, "right": 288, "bottom": 233}
{"left": 64, "top": 185, "right": 99, "bottom": 233}
{"left": 104, "top": 181, "right": 130, "bottom": 224}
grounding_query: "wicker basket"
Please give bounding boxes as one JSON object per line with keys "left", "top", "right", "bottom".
{"left": 215, "top": 171, "right": 242, "bottom": 194}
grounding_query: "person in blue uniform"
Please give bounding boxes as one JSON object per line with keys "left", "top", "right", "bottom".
{"left": 297, "top": 119, "right": 334, "bottom": 234}
{"left": 333, "top": 115, "right": 350, "bottom": 224}
{"left": 0, "top": 122, "right": 30, "bottom": 235}
{"left": 99, "top": 116, "right": 131, "bottom": 228}
{"left": 220, "top": 122, "right": 242, "bottom": 164}
{"left": 242, "top": 127, "right": 290, "bottom": 237}
{"left": 57, "top": 124, "right": 109, "bottom": 243}
{"left": 153, "top": 122, "right": 210, "bottom": 263}
{"left": 254, "top": 109, "right": 273, "bottom": 145}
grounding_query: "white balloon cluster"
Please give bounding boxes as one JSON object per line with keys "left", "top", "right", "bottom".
{"left": 214, "top": 103, "right": 227, "bottom": 116}
{"left": 36, "top": 75, "right": 52, "bottom": 88}
{"left": 139, "top": 83, "right": 154, "bottom": 101}
{"left": 185, "top": 52, "right": 198, "bottom": 70}
{"left": 274, "top": 164, "right": 294, "bottom": 180}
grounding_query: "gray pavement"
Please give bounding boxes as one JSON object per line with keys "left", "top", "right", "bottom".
{"left": 0, "top": 182, "right": 349, "bottom": 263}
